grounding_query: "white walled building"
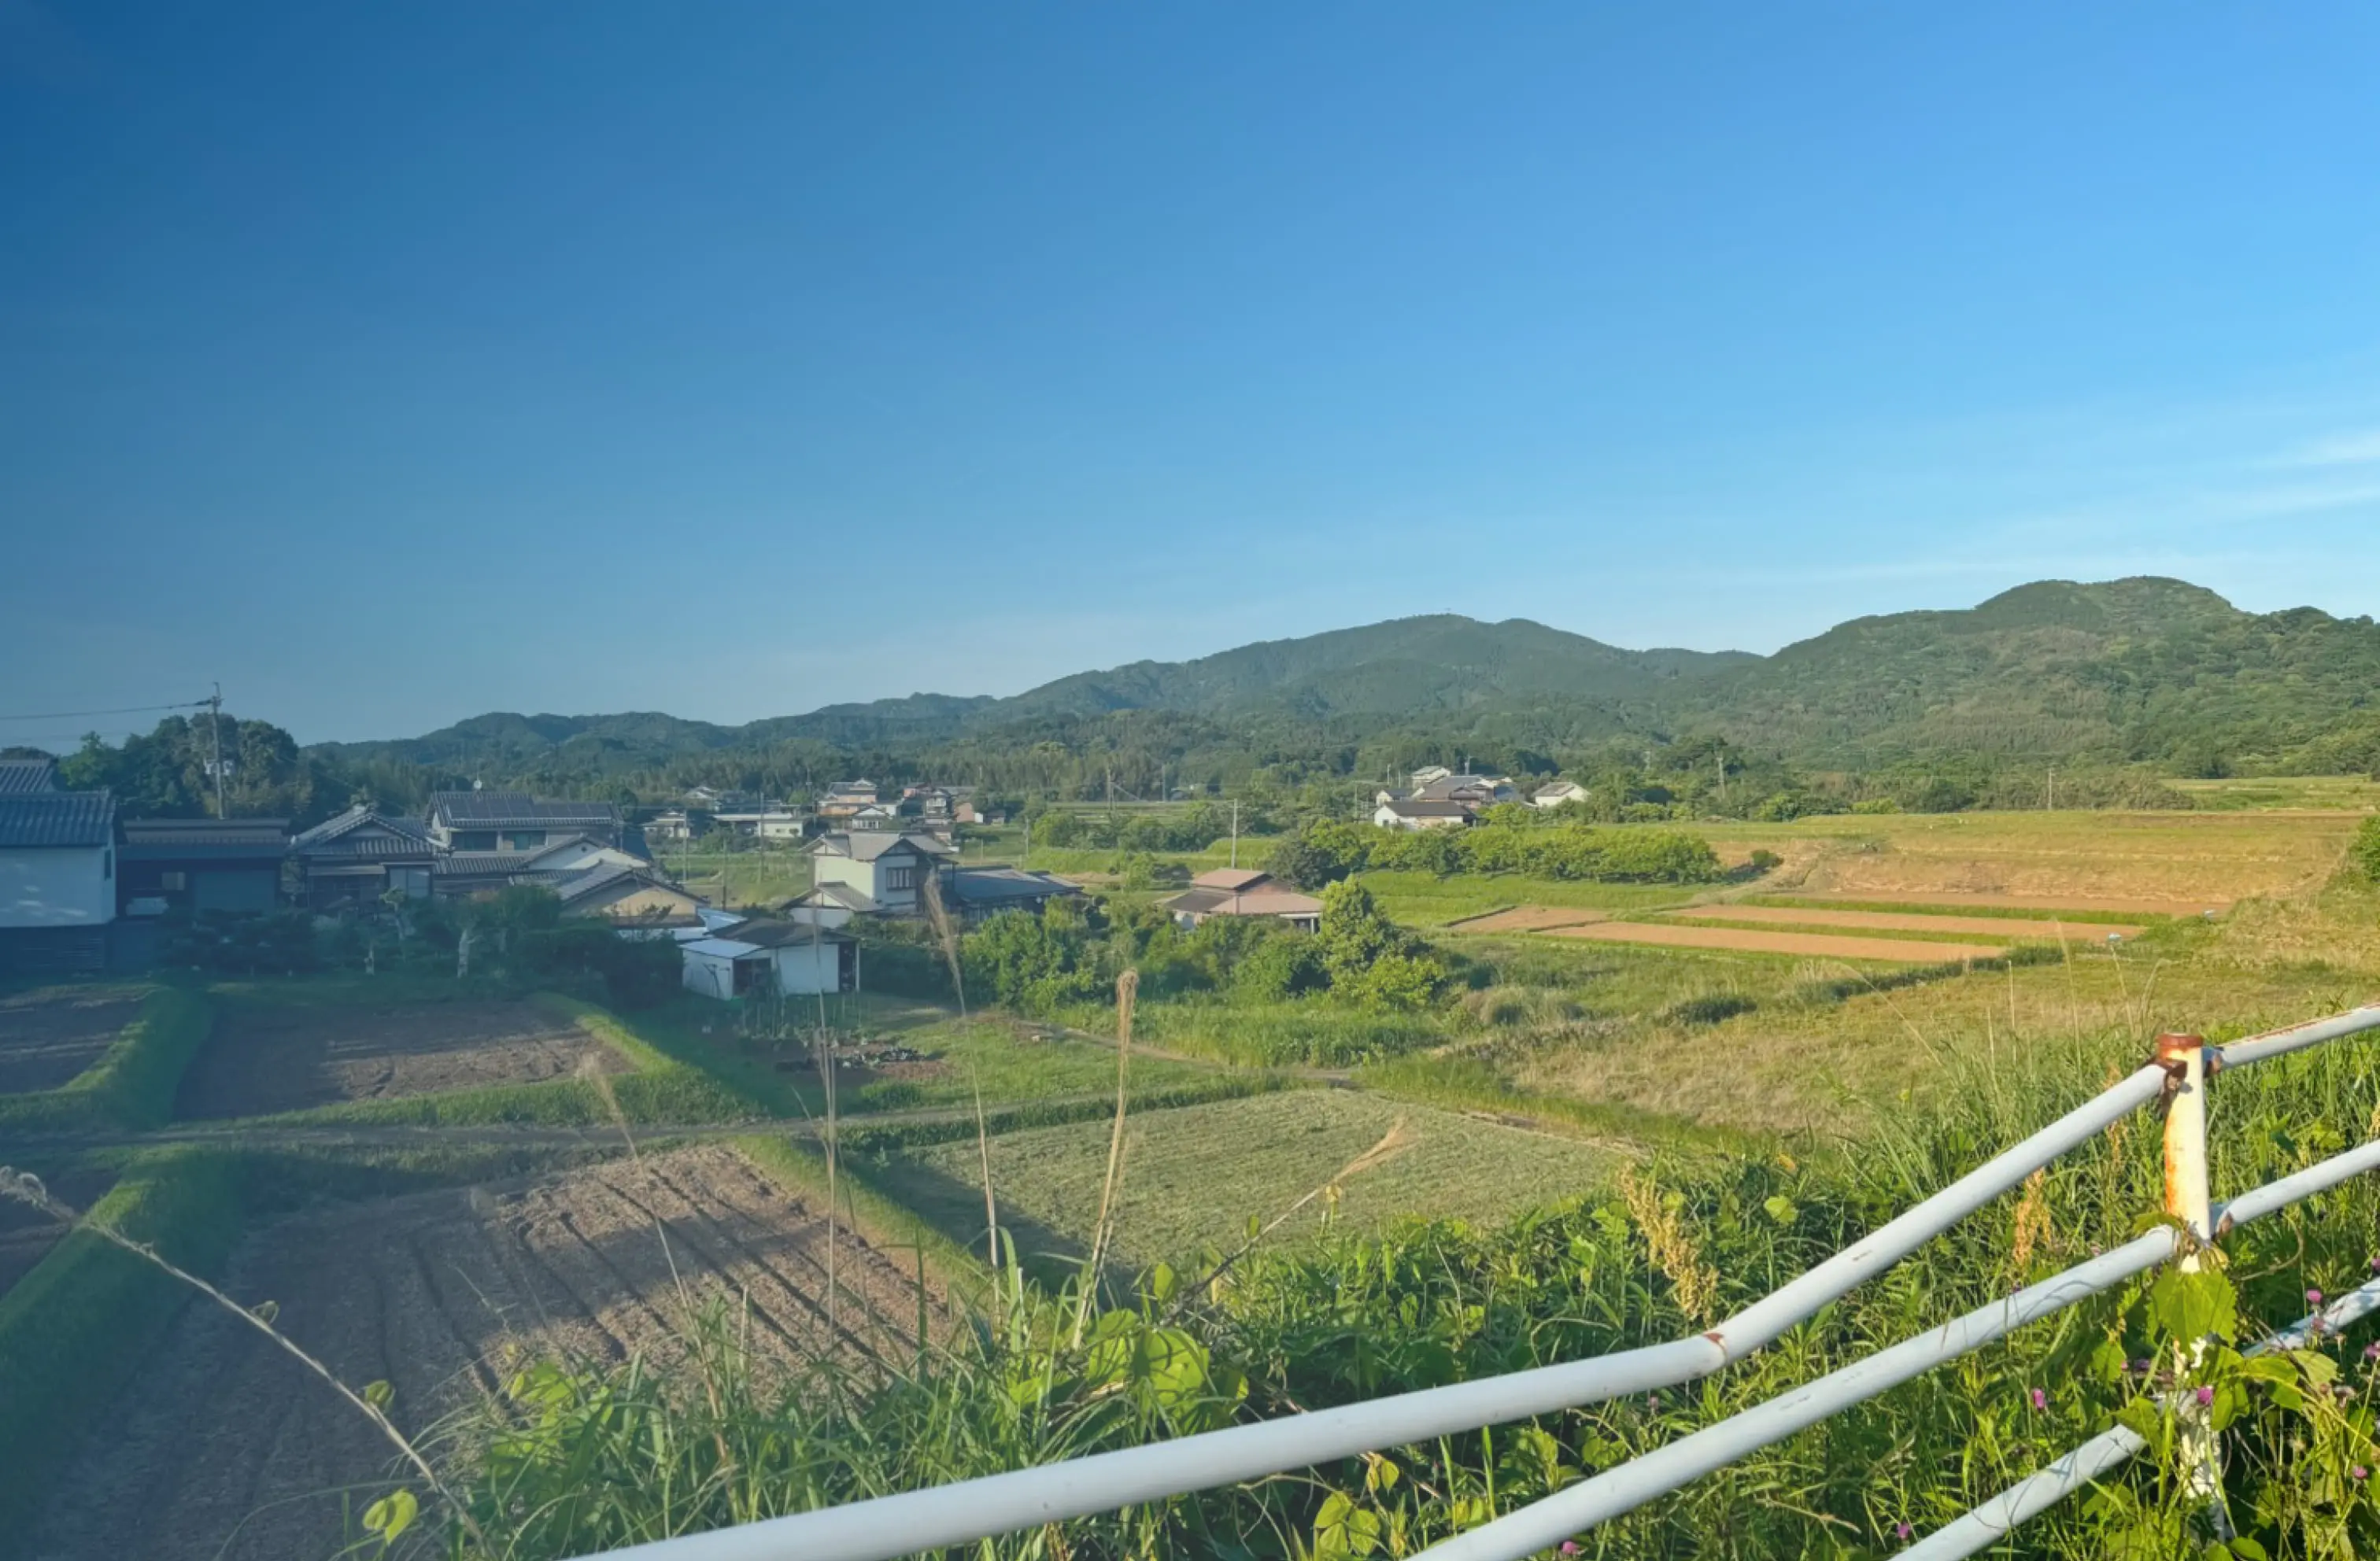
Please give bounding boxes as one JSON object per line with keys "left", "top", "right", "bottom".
{"left": 0, "top": 777, "right": 120, "bottom": 975}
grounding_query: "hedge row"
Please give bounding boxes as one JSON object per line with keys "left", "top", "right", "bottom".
{"left": 0, "top": 987, "right": 213, "bottom": 1135}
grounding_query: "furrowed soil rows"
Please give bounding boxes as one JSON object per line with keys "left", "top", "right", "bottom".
{"left": 173, "top": 998, "right": 629, "bottom": 1118}
{"left": 1447, "top": 906, "right": 1612, "bottom": 934}
{"left": 0, "top": 991, "right": 142, "bottom": 1094}
{"left": 1662, "top": 905, "right": 2148, "bottom": 939}
{"left": 1547, "top": 921, "right": 2011, "bottom": 963}
{"left": 24, "top": 1145, "right": 948, "bottom": 1561}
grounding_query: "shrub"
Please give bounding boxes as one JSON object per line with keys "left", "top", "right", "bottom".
{"left": 2352, "top": 816, "right": 2380, "bottom": 881}
{"left": 1664, "top": 992, "right": 1757, "bottom": 1026}
{"left": 163, "top": 910, "right": 320, "bottom": 974}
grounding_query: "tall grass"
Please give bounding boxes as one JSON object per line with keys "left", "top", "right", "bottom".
{"left": 423, "top": 1008, "right": 2380, "bottom": 1559}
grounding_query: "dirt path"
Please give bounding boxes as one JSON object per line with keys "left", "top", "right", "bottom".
{"left": 1546, "top": 921, "right": 2012, "bottom": 963}
{"left": 1662, "top": 905, "right": 2147, "bottom": 939}
{"left": 174, "top": 999, "right": 627, "bottom": 1120}
{"left": 1445, "top": 906, "right": 1613, "bottom": 934}
{"left": 0, "top": 993, "right": 142, "bottom": 1094}
{"left": 22, "top": 1145, "right": 948, "bottom": 1561}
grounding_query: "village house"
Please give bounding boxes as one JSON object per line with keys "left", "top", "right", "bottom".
{"left": 713, "top": 807, "right": 806, "bottom": 843}
{"left": 1373, "top": 798, "right": 1476, "bottom": 831}
{"left": 117, "top": 817, "right": 288, "bottom": 918}
{"left": 552, "top": 862, "right": 707, "bottom": 931}
{"left": 815, "top": 780, "right": 879, "bottom": 820}
{"left": 798, "top": 830, "right": 955, "bottom": 916}
{"left": 643, "top": 808, "right": 702, "bottom": 844}
{"left": 0, "top": 762, "right": 120, "bottom": 975}
{"left": 290, "top": 806, "right": 438, "bottom": 911}
{"left": 1160, "top": 868, "right": 1323, "bottom": 932}
{"left": 794, "top": 830, "right": 1077, "bottom": 924}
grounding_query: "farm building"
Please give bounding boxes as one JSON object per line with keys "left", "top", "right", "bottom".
{"left": 714, "top": 809, "right": 806, "bottom": 842}
{"left": 943, "top": 865, "right": 1081, "bottom": 924}
{"left": 0, "top": 781, "right": 119, "bottom": 975}
{"left": 681, "top": 918, "right": 858, "bottom": 999}
{"left": 1160, "top": 868, "right": 1323, "bottom": 932}
{"left": 644, "top": 809, "right": 702, "bottom": 843}
{"left": 117, "top": 817, "right": 288, "bottom": 917}
{"left": 1373, "top": 799, "right": 1475, "bottom": 831}
{"left": 290, "top": 806, "right": 438, "bottom": 910}
{"left": 1531, "top": 780, "right": 1587, "bottom": 809}
{"left": 552, "top": 863, "right": 706, "bottom": 930}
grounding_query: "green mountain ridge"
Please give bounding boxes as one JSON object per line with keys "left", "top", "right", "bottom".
{"left": 311, "top": 578, "right": 2380, "bottom": 780}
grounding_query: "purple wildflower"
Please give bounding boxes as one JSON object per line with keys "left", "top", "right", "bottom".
{"left": 2029, "top": 1387, "right": 2047, "bottom": 1412}
{"left": 2356, "top": 1467, "right": 2371, "bottom": 1482}
{"left": 2309, "top": 1288, "right": 2325, "bottom": 1307}
{"left": 2365, "top": 1341, "right": 2380, "bottom": 1363}
{"left": 1561, "top": 1545, "right": 1580, "bottom": 1557}
{"left": 2197, "top": 1385, "right": 2216, "bottom": 1408}
{"left": 1895, "top": 1522, "right": 1914, "bottom": 1541}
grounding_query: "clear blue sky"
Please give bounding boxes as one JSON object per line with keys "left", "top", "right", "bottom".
{"left": 6, "top": 3, "right": 2380, "bottom": 744}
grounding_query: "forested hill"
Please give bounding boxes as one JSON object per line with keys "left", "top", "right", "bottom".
{"left": 310, "top": 579, "right": 2380, "bottom": 781}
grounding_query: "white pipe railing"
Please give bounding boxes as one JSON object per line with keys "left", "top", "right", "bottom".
{"left": 565, "top": 1005, "right": 2380, "bottom": 1561}
{"left": 1902, "top": 1272, "right": 2380, "bottom": 1558}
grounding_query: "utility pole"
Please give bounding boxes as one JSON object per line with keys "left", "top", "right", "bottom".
{"left": 1229, "top": 800, "right": 1240, "bottom": 870}
{"left": 2047, "top": 766, "right": 2057, "bottom": 811}
{"left": 207, "top": 682, "right": 227, "bottom": 819}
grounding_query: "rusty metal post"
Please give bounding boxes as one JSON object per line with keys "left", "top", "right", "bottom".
{"left": 2157, "top": 1031, "right": 2229, "bottom": 1535}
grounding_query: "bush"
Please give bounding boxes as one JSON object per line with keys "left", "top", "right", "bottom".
{"left": 1664, "top": 992, "right": 1757, "bottom": 1026}
{"left": 2352, "top": 817, "right": 2380, "bottom": 881}
{"left": 163, "top": 910, "right": 320, "bottom": 974}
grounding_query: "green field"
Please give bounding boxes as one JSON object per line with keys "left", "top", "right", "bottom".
{"left": 874, "top": 1087, "right": 1624, "bottom": 1270}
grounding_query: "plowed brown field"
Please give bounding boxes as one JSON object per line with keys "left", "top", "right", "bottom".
{"left": 173, "top": 998, "right": 628, "bottom": 1119}
{"left": 1793, "top": 890, "right": 2221, "bottom": 917}
{"left": 1665, "top": 906, "right": 2146, "bottom": 939}
{"left": 24, "top": 1145, "right": 948, "bottom": 1561}
{"left": 0, "top": 991, "right": 142, "bottom": 1094}
{"left": 1547, "top": 921, "right": 2011, "bottom": 963}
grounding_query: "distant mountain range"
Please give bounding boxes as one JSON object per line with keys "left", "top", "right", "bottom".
{"left": 312, "top": 578, "right": 2380, "bottom": 777}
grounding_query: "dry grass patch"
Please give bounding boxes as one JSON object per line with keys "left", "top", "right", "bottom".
{"left": 1547, "top": 921, "right": 2012, "bottom": 964}
{"left": 1664, "top": 905, "right": 2147, "bottom": 940}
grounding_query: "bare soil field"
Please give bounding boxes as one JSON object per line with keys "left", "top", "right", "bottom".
{"left": 173, "top": 998, "right": 630, "bottom": 1119}
{"left": 0, "top": 1166, "right": 116, "bottom": 1297}
{"left": 1547, "top": 921, "right": 2012, "bottom": 964}
{"left": 1664, "top": 905, "right": 2147, "bottom": 939}
{"left": 24, "top": 1144, "right": 947, "bottom": 1561}
{"left": 1446, "top": 905, "right": 1612, "bottom": 934}
{"left": 0, "top": 991, "right": 142, "bottom": 1094}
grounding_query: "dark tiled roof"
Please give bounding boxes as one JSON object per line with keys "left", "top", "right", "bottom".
{"left": 292, "top": 806, "right": 432, "bottom": 851}
{"left": 807, "top": 830, "right": 954, "bottom": 862}
{"left": 0, "top": 758, "right": 60, "bottom": 794}
{"left": 430, "top": 792, "right": 619, "bottom": 826}
{"left": 434, "top": 851, "right": 539, "bottom": 877}
{"left": 0, "top": 791, "right": 114, "bottom": 847}
{"left": 120, "top": 818, "right": 290, "bottom": 854}
{"left": 1381, "top": 799, "right": 1473, "bottom": 818}
{"left": 948, "top": 867, "right": 1078, "bottom": 906}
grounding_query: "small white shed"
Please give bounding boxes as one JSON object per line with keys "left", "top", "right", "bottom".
{"left": 681, "top": 920, "right": 858, "bottom": 999}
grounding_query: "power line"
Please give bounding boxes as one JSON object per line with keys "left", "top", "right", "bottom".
{"left": 0, "top": 699, "right": 211, "bottom": 724}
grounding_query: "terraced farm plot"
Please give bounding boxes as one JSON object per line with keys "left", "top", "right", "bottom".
{"left": 0, "top": 991, "right": 142, "bottom": 1094}
{"left": 173, "top": 998, "right": 629, "bottom": 1119}
{"left": 24, "top": 1145, "right": 944, "bottom": 1561}
{"left": 1787, "top": 889, "right": 2219, "bottom": 917}
{"left": 880, "top": 1090, "right": 1623, "bottom": 1270}
{"left": 1663, "top": 905, "right": 2146, "bottom": 940}
{"left": 1546, "top": 921, "right": 2011, "bottom": 963}
{"left": 1447, "top": 905, "right": 1612, "bottom": 934}
{"left": 1692, "top": 810, "right": 2348, "bottom": 911}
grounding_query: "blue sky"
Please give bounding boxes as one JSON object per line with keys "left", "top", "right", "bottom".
{"left": 5, "top": 3, "right": 2380, "bottom": 745}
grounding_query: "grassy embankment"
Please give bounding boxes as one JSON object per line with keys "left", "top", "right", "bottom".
{"left": 0, "top": 987, "right": 209, "bottom": 1135}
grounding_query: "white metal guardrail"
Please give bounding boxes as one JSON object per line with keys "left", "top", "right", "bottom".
{"left": 572, "top": 1004, "right": 2380, "bottom": 1561}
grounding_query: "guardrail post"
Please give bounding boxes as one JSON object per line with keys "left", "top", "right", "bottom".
{"left": 2157, "top": 1031, "right": 2230, "bottom": 1538}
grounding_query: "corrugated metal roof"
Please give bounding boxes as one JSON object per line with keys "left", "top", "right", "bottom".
{"left": 0, "top": 758, "right": 60, "bottom": 795}
{"left": 948, "top": 867, "right": 1078, "bottom": 905}
{"left": 0, "top": 791, "right": 115, "bottom": 848}
{"left": 431, "top": 792, "right": 619, "bottom": 826}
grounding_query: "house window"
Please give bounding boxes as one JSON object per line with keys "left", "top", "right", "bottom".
{"left": 503, "top": 831, "right": 546, "bottom": 851}
{"left": 884, "top": 865, "right": 917, "bottom": 892}
{"left": 454, "top": 831, "right": 498, "bottom": 851}
{"left": 160, "top": 869, "right": 187, "bottom": 891}
{"left": 104, "top": 850, "right": 114, "bottom": 880}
